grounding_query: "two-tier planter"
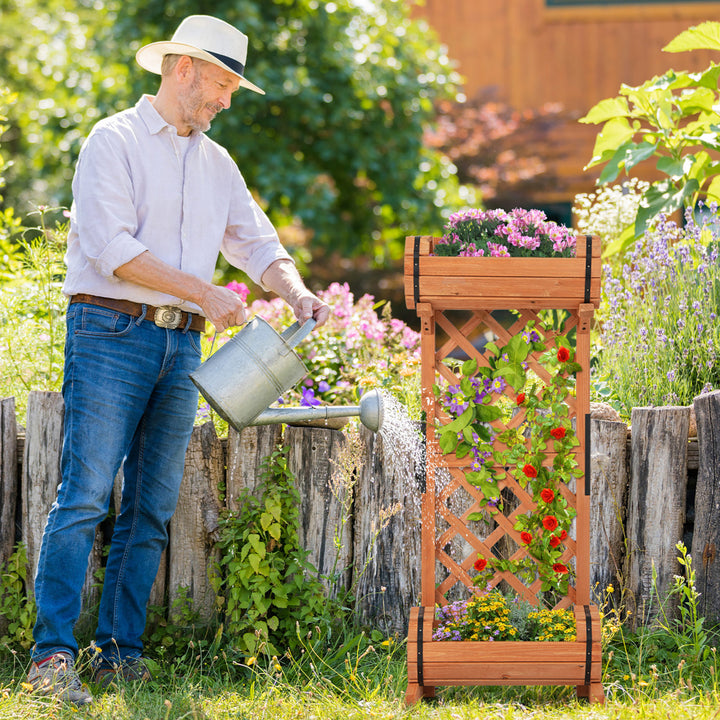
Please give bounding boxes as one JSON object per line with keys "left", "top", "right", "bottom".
{"left": 404, "top": 234, "right": 604, "bottom": 705}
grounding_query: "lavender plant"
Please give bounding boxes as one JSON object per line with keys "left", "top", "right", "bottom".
{"left": 596, "top": 206, "right": 720, "bottom": 416}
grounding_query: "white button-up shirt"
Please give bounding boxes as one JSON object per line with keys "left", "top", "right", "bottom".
{"left": 63, "top": 94, "right": 293, "bottom": 314}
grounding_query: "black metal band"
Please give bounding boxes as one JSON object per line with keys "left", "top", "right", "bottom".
{"left": 584, "top": 235, "right": 593, "bottom": 303}
{"left": 413, "top": 235, "right": 421, "bottom": 307}
{"left": 584, "top": 605, "right": 593, "bottom": 686}
{"left": 205, "top": 50, "right": 246, "bottom": 76}
{"left": 417, "top": 606, "right": 425, "bottom": 686}
{"left": 585, "top": 412, "right": 591, "bottom": 496}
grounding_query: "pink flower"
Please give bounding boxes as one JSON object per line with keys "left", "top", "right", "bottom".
{"left": 225, "top": 280, "right": 250, "bottom": 302}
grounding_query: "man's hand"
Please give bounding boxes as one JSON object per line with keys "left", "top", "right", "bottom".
{"left": 289, "top": 291, "right": 331, "bottom": 327}
{"left": 114, "top": 251, "right": 248, "bottom": 332}
{"left": 198, "top": 285, "right": 247, "bottom": 333}
{"left": 261, "top": 259, "right": 331, "bottom": 328}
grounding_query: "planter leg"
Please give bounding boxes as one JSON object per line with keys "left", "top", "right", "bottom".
{"left": 576, "top": 683, "right": 605, "bottom": 704}
{"left": 405, "top": 683, "right": 435, "bottom": 706}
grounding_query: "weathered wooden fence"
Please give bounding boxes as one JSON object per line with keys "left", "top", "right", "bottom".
{"left": 2, "top": 389, "right": 720, "bottom": 636}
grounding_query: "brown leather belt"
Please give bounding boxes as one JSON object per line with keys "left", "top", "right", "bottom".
{"left": 69, "top": 294, "right": 205, "bottom": 333}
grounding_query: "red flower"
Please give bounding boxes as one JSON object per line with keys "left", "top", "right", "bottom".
{"left": 520, "top": 531, "right": 533, "bottom": 545}
{"left": 516, "top": 393, "right": 526, "bottom": 405}
{"left": 473, "top": 557, "right": 487, "bottom": 572}
{"left": 553, "top": 563, "right": 569, "bottom": 574}
{"left": 550, "top": 427, "right": 566, "bottom": 440}
{"left": 522, "top": 464, "right": 537, "bottom": 478}
{"left": 557, "top": 347, "right": 570, "bottom": 362}
{"left": 549, "top": 535, "right": 561, "bottom": 548}
{"left": 559, "top": 530, "right": 568, "bottom": 541}
{"left": 540, "top": 488, "right": 555, "bottom": 503}
{"left": 542, "top": 515, "right": 559, "bottom": 532}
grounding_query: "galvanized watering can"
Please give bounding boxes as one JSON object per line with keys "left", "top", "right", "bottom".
{"left": 189, "top": 316, "right": 384, "bottom": 432}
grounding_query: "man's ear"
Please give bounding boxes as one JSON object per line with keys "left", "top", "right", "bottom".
{"left": 175, "top": 55, "right": 195, "bottom": 83}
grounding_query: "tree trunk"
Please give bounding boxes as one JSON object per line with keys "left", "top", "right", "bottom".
{"left": 284, "top": 425, "right": 351, "bottom": 595}
{"left": 691, "top": 390, "right": 720, "bottom": 624}
{"left": 226, "top": 424, "right": 282, "bottom": 509}
{"left": 21, "top": 392, "right": 103, "bottom": 614}
{"left": 168, "top": 421, "right": 224, "bottom": 622}
{"left": 1, "top": 396, "right": 18, "bottom": 565}
{"left": 625, "top": 406, "right": 690, "bottom": 628}
{"left": 353, "top": 425, "right": 423, "bottom": 634}
{"left": 589, "top": 418, "right": 629, "bottom": 605}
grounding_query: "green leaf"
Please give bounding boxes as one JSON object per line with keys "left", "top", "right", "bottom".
{"left": 443, "top": 406, "right": 474, "bottom": 433}
{"left": 585, "top": 117, "right": 635, "bottom": 170}
{"left": 467, "top": 511, "right": 484, "bottom": 522}
{"left": 579, "top": 97, "right": 631, "bottom": 124}
{"left": 462, "top": 358, "right": 478, "bottom": 376}
{"left": 634, "top": 179, "right": 700, "bottom": 237}
{"left": 621, "top": 141, "right": 658, "bottom": 174}
{"left": 439, "top": 430, "right": 458, "bottom": 454}
{"left": 495, "top": 363, "right": 526, "bottom": 392}
{"left": 476, "top": 404, "right": 503, "bottom": 422}
{"left": 663, "top": 21, "right": 720, "bottom": 53}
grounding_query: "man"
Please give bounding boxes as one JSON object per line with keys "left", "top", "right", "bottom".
{"left": 27, "top": 15, "right": 330, "bottom": 704}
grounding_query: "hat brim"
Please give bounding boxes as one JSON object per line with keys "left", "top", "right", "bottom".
{"left": 136, "top": 41, "right": 265, "bottom": 95}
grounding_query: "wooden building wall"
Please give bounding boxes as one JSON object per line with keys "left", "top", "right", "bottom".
{"left": 412, "top": 0, "right": 720, "bottom": 204}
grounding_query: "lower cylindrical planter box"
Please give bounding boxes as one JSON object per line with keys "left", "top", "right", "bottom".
{"left": 405, "top": 604, "right": 604, "bottom": 705}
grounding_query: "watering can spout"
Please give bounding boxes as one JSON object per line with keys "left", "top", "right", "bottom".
{"left": 251, "top": 389, "right": 384, "bottom": 433}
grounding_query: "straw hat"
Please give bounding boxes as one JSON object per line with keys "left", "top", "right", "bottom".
{"left": 135, "top": 15, "right": 264, "bottom": 95}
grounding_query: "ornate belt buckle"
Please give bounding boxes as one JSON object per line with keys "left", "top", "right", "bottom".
{"left": 154, "top": 305, "right": 183, "bottom": 329}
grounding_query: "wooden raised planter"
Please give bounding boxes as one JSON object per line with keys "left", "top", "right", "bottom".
{"left": 403, "top": 234, "right": 604, "bottom": 705}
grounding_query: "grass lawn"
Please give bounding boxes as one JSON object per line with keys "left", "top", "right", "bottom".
{"left": 1, "top": 643, "right": 719, "bottom": 720}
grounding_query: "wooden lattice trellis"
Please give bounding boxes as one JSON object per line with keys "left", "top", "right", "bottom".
{"left": 404, "top": 235, "right": 604, "bottom": 705}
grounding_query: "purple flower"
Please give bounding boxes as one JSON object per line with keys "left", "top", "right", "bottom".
{"left": 300, "top": 388, "right": 321, "bottom": 407}
{"left": 318, "top": 380, "right": 331, "bottom": 393}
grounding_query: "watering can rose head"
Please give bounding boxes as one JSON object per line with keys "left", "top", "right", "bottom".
{"left": 433, "top": 208, "right": 576, "bottom": 258}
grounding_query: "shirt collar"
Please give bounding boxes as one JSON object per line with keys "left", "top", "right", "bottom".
{"left": 136, "top": 94, "right": 202, "bottom": 142}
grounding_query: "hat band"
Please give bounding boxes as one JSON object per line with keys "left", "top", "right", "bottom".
{"left": 204, "top": 49, "right": 245, "bottom": 76}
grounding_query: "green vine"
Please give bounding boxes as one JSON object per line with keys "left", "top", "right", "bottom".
{"left": 0, "top": 543, "right": 37, "bottom": 651}
{"left": 435, "top": 321, "right": 582, "bottom": 597}
{"left": 212, "top": 446, "right": 330, "bottom": 660}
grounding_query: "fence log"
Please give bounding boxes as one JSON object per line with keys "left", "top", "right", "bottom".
{"left": 21, "top": 392, "right": 103, "bottom": 615}
{"left": 226, "top": 424, "right": 283, "bottom": 510}
{"left": 626, "top": 406, "right": 690, "bottom": 628}
{"left": 589, "top": 418, "right": 629, "bottom": 603}
{"left": 284, "top": 425, "right": 351, "bottom": 595}
{"left": 168, "top": 421, "right": 224, "bottom": 622}
{"left": 1, "top": 397, "right": 18, "bottom": 566}
{"left": 353, "top": 426, "right": 422, "bottom": 634}
{"left": 691, "top": 390, "right": 720, "bottom": 624}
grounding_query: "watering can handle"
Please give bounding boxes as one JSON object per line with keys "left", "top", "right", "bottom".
{"left": 280, "top": 317, "right": 317, "bottom": 350}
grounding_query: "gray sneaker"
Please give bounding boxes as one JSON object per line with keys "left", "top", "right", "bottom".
{"left": 27, "top": 652, "right": 93, "bottom": 705}
{"left": 93, "top": 657, "right": 153, "bottom": 689}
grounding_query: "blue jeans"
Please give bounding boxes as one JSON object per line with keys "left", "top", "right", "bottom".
{"left": 31, "top": 303, "right": 202, "bottom": 664}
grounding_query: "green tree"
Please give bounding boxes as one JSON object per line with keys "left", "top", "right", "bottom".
{"left": 0, "top": 0, "right": 132, "bottom": 213}
{"left": 2, "top": 0, "right": 472, "bottom": 265}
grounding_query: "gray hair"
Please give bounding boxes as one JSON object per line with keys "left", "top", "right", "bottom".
{"left": 160, "top": 54, "right": 211, "bottom": 77}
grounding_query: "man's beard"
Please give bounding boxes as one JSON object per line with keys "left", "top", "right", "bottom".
{"left": 178, "top": 75, "right": 222, "bottom": 133}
